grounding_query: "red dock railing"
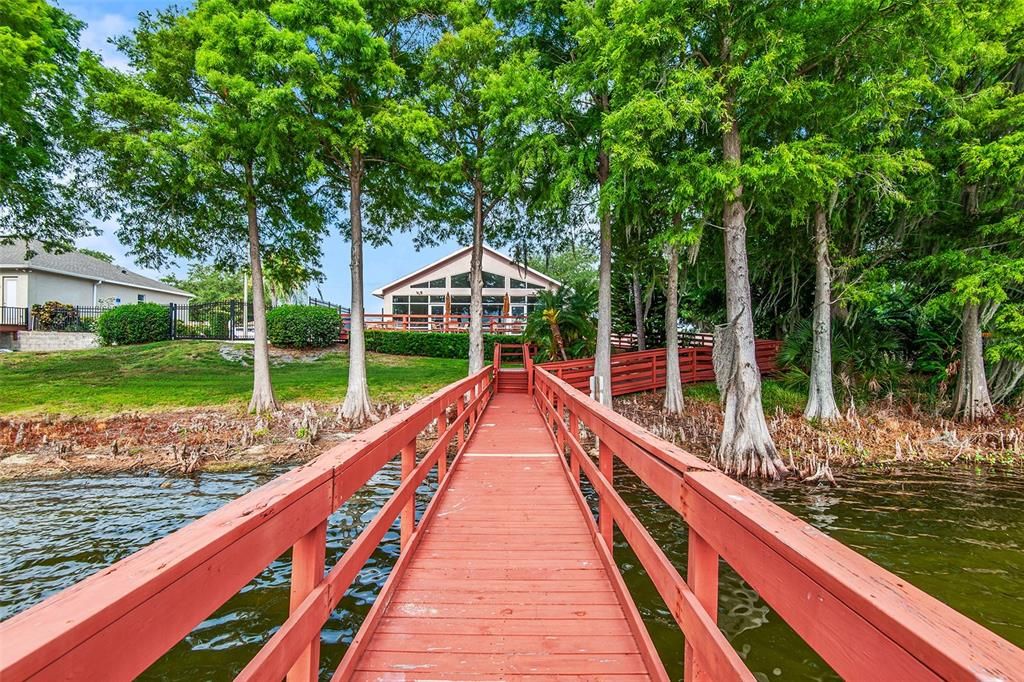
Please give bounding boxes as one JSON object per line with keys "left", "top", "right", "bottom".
{"left": 531, "top": 366, "right": 1024, "bottom": 680}
{"left": 0, "top": 367, "right": 494, "bottom": 681}
{"left": 539, "top": 340, "right": 783, "bottom": 397}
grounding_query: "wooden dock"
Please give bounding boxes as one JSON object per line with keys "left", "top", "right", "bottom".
{"left": 342, "top": 393, "right": 667, "bottom": 679}
{"left": 1, "top": 344, "right": 1022, "bottom": 681}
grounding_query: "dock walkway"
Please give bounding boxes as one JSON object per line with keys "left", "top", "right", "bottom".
{"left": 346, "top": 393, "right": 664, "bottom": 679}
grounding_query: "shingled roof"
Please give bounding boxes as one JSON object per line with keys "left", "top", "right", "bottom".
{"left": 0, "top": 241, "right": 193, "bottom": 297}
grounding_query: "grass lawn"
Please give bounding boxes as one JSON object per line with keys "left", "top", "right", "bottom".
{"left": 0, "top": 341, "right": 469, "bottom": 416}
{"left": 683, "top": 379, "right": 806, "bottom": 414}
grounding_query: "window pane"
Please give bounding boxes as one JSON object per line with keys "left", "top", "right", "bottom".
{"left": 411, "top": 281, "right": 429, "bottom": 289}
{"left": 483, "top": 271, "right": 505, "bottom": 288}
{"left": 393, "top": 303, "right": 409, "bottom": 314}
{"left": 410, "top": 295, "right": 428, "bottom": 303}
{"left": 429, "top": 278, "right": 446, "bottom": 288}
{"left": 511, "top": 296, "right": 525, "bottom": 303}
{"left": 393, "top": 295, "right": 409, "bottom": 303}
{"left": 430, "top": 295, "right": 446, "bottom": 303}
{"left": 510, "top": 279, "right": 526, "bottom": 288}
{"left": 450, "top": 272, "right": 470, "bottom": 288}
{"left": 483, "top": 295, "right": 504, "bottom": 304}
{"left": 451, "top": 295, "right": 470, "bottom": 304}
{"left": 527, "top": 282, "right": 544, "bottom": 289}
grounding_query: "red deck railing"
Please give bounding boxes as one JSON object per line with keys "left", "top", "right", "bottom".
{"left": 0, "top": 367, "right": 494, "bottom": 681}
{"left": 531, "top": 366, "right": 1024, "bottom": 680}
{"left": 346, "top": 313, "right": 528, "bottom": 336}
{"left": 539, "top": 340, "right": 783, "bottom": 397}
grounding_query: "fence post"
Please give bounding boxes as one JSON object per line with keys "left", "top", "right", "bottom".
{"left": 400, "top": 440, "right": 416, "bottom": 549}
{"left": 569, "top": 411, "right": 580, "bottom": 485}
{"left": 598, "top": 441, "right": 613, "bottom": 547}
{"left": 436, "top": 409, "right": 448, "bottom": 481}
{"left": 684, "top": 529, "right": 720, "bottom": 682}
{"left": 229, "top": 300, "right": 236, "bottom": 341}
{"left": 287, "top": 520, "right": 327, "bottom": 682}
{"left": 168, "top": 302, "right": 176, "bottom": 340}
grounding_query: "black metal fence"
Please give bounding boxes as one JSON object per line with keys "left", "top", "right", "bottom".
{"left": 169, "top": 300, "right": 257, "bottom": 340}
{"left": 308, "top": 296, "right": 349, "bottom": 314}
{"left": 0, "top": 306, "right": 28, "bottom": 328}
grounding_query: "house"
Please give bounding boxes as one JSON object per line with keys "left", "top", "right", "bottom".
{"left": 0, "top": 241, "right": 193, "bottom": 311}
{"left": 372, "top": 245, "right": 560, "bottom": 321}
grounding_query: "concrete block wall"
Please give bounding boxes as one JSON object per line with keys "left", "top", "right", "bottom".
{"left": 14, "top": 331, "right": 99, "bottom": 352}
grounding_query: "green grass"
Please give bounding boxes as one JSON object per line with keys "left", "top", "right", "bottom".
{"left": 683, "top": 379, "right": 806, "bottom": 414}
{"left": 0, "top": 341, "right": 469, "bottom": 416}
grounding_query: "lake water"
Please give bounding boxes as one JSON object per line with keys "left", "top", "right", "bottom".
{"left": 1, "top": 465, "right": 1021, "bottom": 680}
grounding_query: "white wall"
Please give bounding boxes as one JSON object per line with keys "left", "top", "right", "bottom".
{"left": 96, "top": 282, "right": 190, "bottom": 306}
{"left": 0, "top": 270, "right": 29, "bottom": 308}
{"left": 28, "top": 271, "right": 95, "bottom": 307}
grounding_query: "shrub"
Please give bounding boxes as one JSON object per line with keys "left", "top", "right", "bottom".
{"left": 96, "top": 303, "right": 171, "bottom": 345}
{"left": 266, "top": 305, "right": 340, "bottom": 348}
{"left": 31, "top": 301, "right": 82, "bottom": 331}
{"left": 364, "top": 330, "right": 522, "bottom": 359}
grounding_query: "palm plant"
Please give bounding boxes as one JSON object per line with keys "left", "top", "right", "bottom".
{"left": 525, "top": 288, "right": 597, "bottom": 362}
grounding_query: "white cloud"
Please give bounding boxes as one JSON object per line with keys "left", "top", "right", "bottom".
{"left": 79, "top": 13, "right": 132, "bottom": 72}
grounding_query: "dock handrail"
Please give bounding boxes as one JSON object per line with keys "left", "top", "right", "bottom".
{"left": 532, "top": 365, "right": 1024, "bottom": 680}
{"left": 0, "top": 367, "right": 494, "bottom": 681}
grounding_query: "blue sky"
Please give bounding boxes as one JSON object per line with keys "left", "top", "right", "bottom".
{"left": 64, "top": 0, "right": 461, "bottom": 309}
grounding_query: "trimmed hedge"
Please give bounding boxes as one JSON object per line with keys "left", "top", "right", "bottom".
{"left": 266, "top": 305, "right": 340, "bottom": 348}
{"left": 96, "top": 303, "right": 171, "bottom": 345}
{"left": 364, "top": 330, "right": 522, "bottom": 359}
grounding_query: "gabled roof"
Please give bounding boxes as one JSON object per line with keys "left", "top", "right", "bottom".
{"left": 372, "top": 245, "right": 561, "bottom": 298}
{"left": 0, "top": 241, "right": 194, "bottom": 297}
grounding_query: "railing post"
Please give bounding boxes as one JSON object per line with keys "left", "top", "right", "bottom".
{"left": 598, "top": 441, "right": 613, "bottom": 547}
{"left": 684, "top": 529, "right": 720, "bottom": 682}
{"left": 287, "top": 520, "right": 327, "bottom": 682}
{"left": 168, "top": 302, "right": 176, "bottom": 340}
{"left": 456, "top": 395, "right": 465, "bottom": 450}
{"left": 569, "top": 411, "right": 580, "bottom": 485}
{"left": 436, "top": 409, "right": 448, "bottom": 480}
{"left": 401, "top": 440, "right": 416, "bottom": 549}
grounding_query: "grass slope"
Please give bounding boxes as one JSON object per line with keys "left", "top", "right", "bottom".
{"left": 0, "top": 342, "right": 468, "bottom": 416}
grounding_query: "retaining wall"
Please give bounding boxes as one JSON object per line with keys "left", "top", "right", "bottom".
{"left": 14, "top": 331, "right": 99, "bottom": 352}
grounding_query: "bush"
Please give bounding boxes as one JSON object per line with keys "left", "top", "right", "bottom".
{"left": 364, "top": 330, "right": 522, "bottom": 359}
{"left": 31, "top": 301, "right": 81, "bottom": 331}
{"left": 96, "top": 303, "right": 171, "bottom": 345}
{"left": 266, "top": 305, "right": 340, "bottom": 348}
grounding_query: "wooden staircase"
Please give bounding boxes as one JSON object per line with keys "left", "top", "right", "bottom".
{"left": 496, "top": 368, "right": 529, "bottom": 393}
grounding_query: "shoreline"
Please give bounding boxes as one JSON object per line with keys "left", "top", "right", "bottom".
{"left": 2, "top": 394, "right": 1021, "bottom": 482}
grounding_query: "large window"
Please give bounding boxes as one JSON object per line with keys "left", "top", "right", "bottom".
{"left": 450, "top": 272, "right": 470, "bottom": 288}
{"left": 483, "top": 271, "right": 505, "bottom": 288}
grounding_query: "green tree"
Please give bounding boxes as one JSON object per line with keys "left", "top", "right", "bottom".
{"left": 84, "top": 0, "right": 327, "bottom": 413}
{"left": 77, "top": 247, "right": 114, "bottom": 263}
{"left": 1, "top": 0, "right": 91, "bottom": 249}
{"left": 413, "top": 3, "right": 519, "bottom": 375}
{"left": 162, "top": 264, "right": 244, "bottom": 303}
{"left": 271, "top": 0, "right": 429, "bottom": 422}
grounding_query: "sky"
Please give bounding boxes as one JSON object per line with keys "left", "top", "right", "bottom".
{"left": 63, "top": 0, "right": 462, "bottom": 310}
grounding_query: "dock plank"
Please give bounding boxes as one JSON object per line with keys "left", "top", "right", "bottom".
{"left": 345, "top": 393, "right": 661, "bottom": 681}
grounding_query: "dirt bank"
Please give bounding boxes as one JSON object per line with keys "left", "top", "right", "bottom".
{"left": 615, "top": 391, "right": 1024, "bottom": 478}
{"left": 0, "top": 401, "right": 414, "bottom": 480}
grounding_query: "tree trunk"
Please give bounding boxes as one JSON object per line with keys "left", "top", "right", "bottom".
{"left": 632, "top": 272, "right": 646, "bottom": 351}
{"left": 549, "top": 318, "right": 568, "bottom": 361}
{"left": 468, "top": 180, "right": 485, "bottom": 375}
{"left": 593, "top": 150, "right": 613, "bottom": 406}
{"left": 245, "top": 162, "right": 278, "bottom": 414}
{"left": 664, "top": 243, "right": 683, "bottom": 414}
{"left": 714, "top": 79, "right": 785, "bottom": 479}
{"left": 805, "top": 205, "right": 840, "bottom": 421}
{"left": 990, "top": 358, "right": 1024, "bottom": 405}
{"left": 341, "top": 148, "right": 376, "bottom": 422}
{"left": 953, "top": 301, "right": 995, "bottom": 421}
